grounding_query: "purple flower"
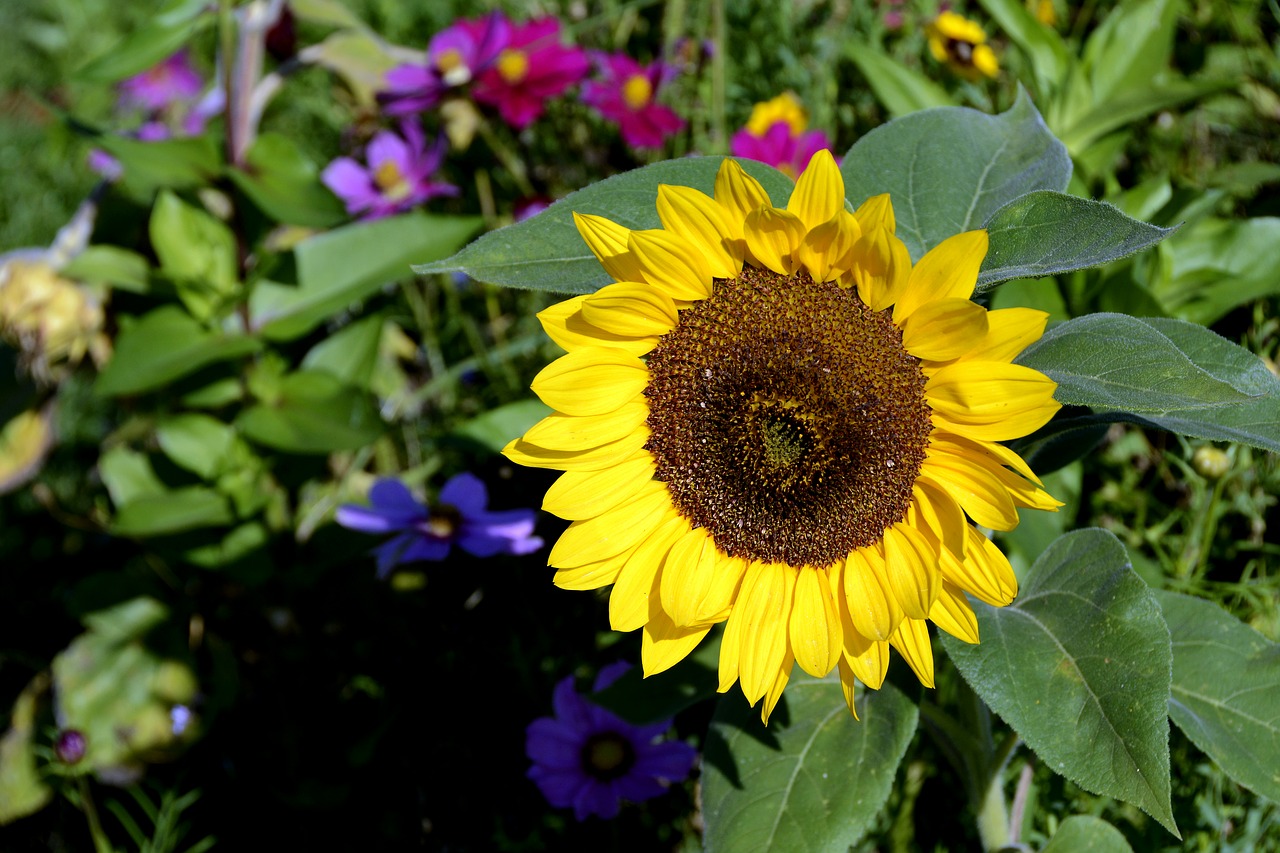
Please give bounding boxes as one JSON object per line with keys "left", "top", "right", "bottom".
{"left": 472, "top": 17, "right": 589, "bottom": 129}
{"left": 336, "top": 473, "right": 543, "bottom": 577}
{"left": 581, "top": 54, "right": 685, "bottom": 149}
{"left": 321, "top": 121, "right": 459, "bottom": 220}
{"left": 118, "top": 50, "right": 204, "bottom": 112}
{"left": 731, "top": 121, "right": 834, "bottom": 179}
{"left": 380, "top": 11, "right": 511, "bottom": 116}
{"left": 526, "top": 662, "right": 697, "bottom": 821}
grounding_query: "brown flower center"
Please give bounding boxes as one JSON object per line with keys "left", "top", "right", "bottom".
{"left": 644, "top": 266, "right": 932, "bottom": 567}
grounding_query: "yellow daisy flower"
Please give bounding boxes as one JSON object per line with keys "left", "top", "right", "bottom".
{"left": 926, "top": 11, "right": 1000, "bottom": 80}
{"left": 505, "top": 151, "right": 1062, "bottom": 723}
{"left": 744, "top": 92, "right": 809, "bottom": 137}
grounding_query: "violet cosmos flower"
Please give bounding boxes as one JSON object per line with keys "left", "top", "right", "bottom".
{"left": 321, "top": 121, "right": 458, "bottom": 220}
{"left": 118, "top": 50, "right": 204, "bottom": 112}
{"left": 731, "top": 121, "right": 834, "bottom": 179}
{"left": 526, "top": 662, "right": 697, "bottom": 821}
{"left": 337, "top": 474, "right": 543, "bottom": 577}
{"left": 380, "top": 11, "right": 511, "bottom": 116}
{"left": 581, "top": 54, "right": 685, "bottom": 149}
{"left": 471, "top": 17, "right": 589, "bottom": 130}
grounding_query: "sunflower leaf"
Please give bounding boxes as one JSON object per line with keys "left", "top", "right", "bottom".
{"left": 941, "top": 528, "right": 1177, "bottom": 836}
{"left": 840, "top": 87, "right": 1070, "bottom": 260}
{"left": 1041, "top": 815, "right": 1135, "bottom": 853}
{"left": 701, "top": 675, "right": 917, "bottom": 853}
{"left": 413, "top": 158, "right": 794, "bottom": 293}
{"left": 977, "top": 192, "right": 1175, "bottom": 289}
{"left": 1016, "top": 314, "right": 1280, "bottom": 453}
{"left": 1155, "top": 590, "right": 1280, "bottom": 802}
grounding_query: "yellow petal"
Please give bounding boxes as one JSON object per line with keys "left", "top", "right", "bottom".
{"left": 532, "top": 348, "right": 649, "bottom": 416}
{"left": 580, "top": 281, "right": 679, "bottom": 338}
{"left": 659, "top": 527, "right": 723, "bottom": 627}
{"left": 883, "top": 521, "right": 942, "bottom": 619}
{"left": 786, "top": 149, "right": 843, "bottom": 230}
{"left": 798, "top": 211, "right": 860, "bottom": 283}
{"left": 760, "top": 651, "right": 795, "bottom": 725}
{"left": 715, "top": 158, "right": 771, "bottom": 225}
{"left": 843, "top": 546, "right": 899, "bottom": 641}
{"left": 919, "top": 452, "right": 1020, "bottom": 531}
{"left": 789, "top": 567, "right": 844, "bottom": 677}
{"left": 656, "top": 184, "right": 741, "bottom": 277}
{"left": 894, "top": 230, "right": 988, "bottom": 323}
{"left": 849, "top": 226, "right": 912, "bottom": 311}
{"left": 844, "top": 634, "right": 890, "bottom": 690}
{"left": 553, "top": 546, "right": 636, "bottom": 590}
{"left": 734, "top": 561, "right": 796, "bottom": 704}
{"left": 901, "top": 297, "right": 990, "bottom": 361}
{"left": 642, "top": 607, "right": 712, "bottom": 676}
{"left": 957, "top": 306, "right": 1049, "bottom": 364}
{"left": 941, "top": 526, "right": 1017, "bottom": 606}
{"left": 973, "top": 44, "right": 999, "bottom": 78}
{"left": 537, "top": 294, "right": 656, "bottom": 356}
{"left": 909, "top": 479, "right": 968, "bottom": 558}
{"left": 744, "top": 207, "right": 805, "bottom": 275}
{"left": 609, "top": 512, "right": 688, "bottom": 631}
{"left": 926, "top": 361, "right": 1060, "bottom": 438}
{"left": 541, "top": 451, "right": 656, "bottom": 520}
{"left": 573, "top": 212, "right": 643, "bottom": 282}
{"left": 837, "top": 658, "right": 861, "bottom": 719}
{"left": 929, "top": 431, "right": 1043, "bottom": 486}
{"left": 628, "top": 229, "right": 713, "bottom": 301}
{"left": 549, "top": 481, "right": 672, "bottom": 568}
{"left": 889, "top": 618, "right": 935, "bottom": 688}
{"left": 929, "top": 580, "right": 980, "bottom": 643}
{"left": 853, "top": 193, "right": 895, "bottom": 234}
{"left": 503, "top": 426, "right": 649, "bottom": 473}
{"left": 522, "top": 399, "right": 647, "bottom": 451}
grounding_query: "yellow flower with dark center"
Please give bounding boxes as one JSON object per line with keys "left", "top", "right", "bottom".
{"left": 927, "top": 11, "right": 1000, "bottom": 80}
{"left": 744, "top": 92, "right": 808, "bottom": 137}
{"left": 505, "top": 152, "right": 1062, "bottom": 722}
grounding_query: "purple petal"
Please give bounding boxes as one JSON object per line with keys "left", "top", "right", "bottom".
{"left": 612, "top": 772, "right": 666, "bottom": 804}
{"left": 573, "top": 781, "right": 620, "bottom": 820}
{"left": 396, "top": 535, "right": 452, "bottom": 563}
{"left": 364, "top": 130, "right": 410, "bottom": 173}
{"left": 528, "top": 766, "right": 589, "bottom": 809}
{"left": 632, "top": 739, "right": 698, "bottom": 782}
{"left": 373, "top": 533, "right": 416, "bottom": 578}
{"left": 336, "top": 503, "right": 416, "bottom": 534}
{"left": 438, "top": 472, "right": 489, "bottom": 515}
{"left": 551, "top": 675, "right": 594, "bottom": 732}
{"left": 525, "top": 718, "right": 585, "bottom": 769}
{"left": 593, "top": 661, "right": 633, "bottom": 693}
{"left": 321, "top": 158, "right": 379, "bottom": 212}
{"left": 368, "top": 480, "right": 425, "bottom": 514}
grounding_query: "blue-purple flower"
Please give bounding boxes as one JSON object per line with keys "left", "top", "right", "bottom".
{"left": 118, "top": 50, "right": 204, "bottom": 112}
{"left": 379, "top": 11, "right": 511, "bottom": 116}
{"left": 526, "top": 662, "right": 697, "bottom": 821}
{"left": 336, "top": 473, "right": 542, "bottom": 577}
{"left": 321, "top": 120, "right": 458, "bottom": 220}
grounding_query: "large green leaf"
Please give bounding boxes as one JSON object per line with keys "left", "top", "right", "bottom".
{"left": 414, "top": 158, "right": 794, "bottom": 294}
{"left": 236, "top": 370, "right": 384, "bottom": 454}
{"left": 250, "top": 212, "right": 482, "bottom": 340}
{"left": 1155, "top": 590, "right": 1280, "bottom": 802}
{"left": 1016, "top": 314, "right": 1280, "bottom": 453}
{"left": 227, "top": 133, "right": 346, "bottom": 228}
{"left": 1056, "top": 80, "right": 1235, "bottom": 156}
{"left": 300, "top": 314, "right": 385, "bottom": 389}
{"left": 976, "top": 0, "right": 1069, "bottom": 95}
{"left": 701, "top": 676, "right": 917, "bottom": 853}
{"left": 1147, "top": 217, "right": 1280, "bottom": 325}
{"left": 844, "top": 44, "right": 956, "bottom": 118}
{"left": 978, "top": 192, "right": 1175, "bottom": 289}
{"left": 941, "top": 529, "right": 1177, "bottom": 836}
{"left": 112, "top": 487, "right": 235, "bottom": 537}
{"left": 156, "top": 413, "right": 238, "bottom": 480}
{"left": 840, "top": 89, "right": 1071, "bottom": 260}
{"left": 150, "top": 191, "right": 240, "bottom": 320}
{"left": 0, "top": 678, "right": 53, "bottom": 825}
{"left": 1041, "top": 815, "right": 1134, "bottom": 852}
{"left": 92, "top": 134, "right": 222, "bottom": 196}
{"left": 448, "top": 398, "right": 552, "bottom": 454}
{"left": 95, "top": 306, "right": 262, "bottom": 397}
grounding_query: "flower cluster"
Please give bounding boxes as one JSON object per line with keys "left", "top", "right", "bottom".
{"left": 730, "top": 92, "right": 834, "bottom": 178}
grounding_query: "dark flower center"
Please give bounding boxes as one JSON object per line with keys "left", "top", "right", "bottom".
{"left": 946, "top": 37, "right": 975, "bottom": 66}
{"left": 417, "top": 505, "right": 462, "bottom": 539}
{"left": 644, "top": 266, "right": 932, "bottom": 567}
{"left": 581, "top": 731, "right": 637, "bottom": 781}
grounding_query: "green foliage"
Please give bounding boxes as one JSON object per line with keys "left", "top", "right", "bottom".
{"left": 1041, "top": 815, "right": 1135, "bottom": 852}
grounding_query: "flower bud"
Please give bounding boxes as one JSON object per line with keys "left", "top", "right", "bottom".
{"left": 1192, "top": 446, "right": 1231, "bottom": 480}
{"left": 55, "top": 729, "right": 87, "bottom": 764}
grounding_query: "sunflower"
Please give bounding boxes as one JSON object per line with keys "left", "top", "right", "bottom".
{"left": 505, "top": 151, "right": 1062, "bottom": 722}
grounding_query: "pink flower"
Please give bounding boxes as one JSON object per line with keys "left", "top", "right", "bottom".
{"left": 321, "top": 121, "right": 458, "bottom": 220}
{"left": 472, "top": 17, "right": 589, "bottom": 129}
{"left": 581, "top": 54, "right": 685, "bottom": 149}
{"left": 380, "top": 11, "right": 511, "bottom": 116}
{"left": 731, "top": 122, "right": 834, "bottom": 179}
{"left": 118, "top": 50, "right": 203, "bottom": 112}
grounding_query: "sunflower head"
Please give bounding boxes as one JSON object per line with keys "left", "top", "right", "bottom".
{"left": 506, "top": 151, "right": 1061, "bottom": 722}
{"left": 926, "top": 12, "right": 1000, "bottom": 80}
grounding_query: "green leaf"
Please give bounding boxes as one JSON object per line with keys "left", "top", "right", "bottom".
{"left": 1148, "top": 217, "right": 1280, "bottom": 325}
{"left": 98, "top": 446, "right": 167, "bottom": 506}
{"left": 844, "top": 44, "right": 956, "bottom": 117}
{"left": 290, "top": 0, "right": 369, "bottom": 29}
{"left": 1079, "top": 0, "right": 1178, "bottom": 106}
{"left": 299, "top": 29, "right": 401, "bottom": 107}
{"left": 95, "top": 306, "right": 262, "bottom": 396}
{"left": 975, "top": 0, "right": 1069, "bottom": 94}
{"left": 1057, "top": 80, "right": 1234, "bottom": 156}
{"left": 227, "top": 133, "right": 346, "bottom": 228}
{"left": 978, "top": 192, "right": 1175, "bottom": 289}
{"left": 1016, "top": 314, "right": 1280, "bottom": 453}
{"left": 941, "top": 529, "right": 1178, "bottom": 836}
{"left": 236, "top": 370, "right": 384, "bottom": 453}
{"left": 1155, "top": 590, "right": 1280, "bottom": 802}
{"left": 300, "top": 315, "right": 385, "bottom": 389}
{"left": 0, "top": 677, "right": 53, "bottom": 825}
{"left": 150, "top": 191, "right": 240, "bottom": 320}
{"left": 448, "top": 398, "right": 552, "bottom": 454}
{"left": 61, "top": 245, "right": 151, "bottom": 293}
{"left": 414, "top": 157, "right": 795, "bottom": 294}
{"left": 92, "top": 134, "right": 221, "bottom": 195}
{"left": 155, "top": 413, "right": 237, "bottom": 480}
{"left": 1041, "top": 815, "right": 1135, "bottom": 852}
{"left": 250, "top": 212, "right": 482, "bottom": 340}
{"left": 75, "top": 0, "right": 211, "bottom": 82}
{"left": 701, "top": 676, "right": 917, "bottom": 853}
{"left": 840, "top": 89, "right": 1071, "bottom": 260}
{"left": 111, "top": 487, "right": 235, "bottom": 537}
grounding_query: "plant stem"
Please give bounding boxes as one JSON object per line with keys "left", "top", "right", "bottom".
{"left": 76, "top": 777, "right": 114, "bottom": 853}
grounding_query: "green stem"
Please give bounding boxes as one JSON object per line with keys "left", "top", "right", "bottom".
{"left": 76, "top": 777, "right": 114, "bottom": 853}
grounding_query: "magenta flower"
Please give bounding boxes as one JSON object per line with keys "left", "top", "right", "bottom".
{"left": 337, "top": 473, "right": 543, "bottom": 577}
{"left": 581, "top": 54, "right": 685, "bottom": 149}
{"left": 526, "top": 663, "right": 697, "bottom": 821}
{"left": 321, "top": 121, "right": 458, "bottom": 220}
{"left": 380, "top": 11, "right": 511, "bottom": 116}
{"left": 472, "top": 17, "right": 589, "bottom": 129}
{"left": 118, "top": 50, "right": 204, "bottom": 112}
{"left": 731, "top": 122, "right": 834, "bottom": 179}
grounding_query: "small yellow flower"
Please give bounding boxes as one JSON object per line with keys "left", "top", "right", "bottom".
{"left": 1029, "top": 0, "right": 1057, "bottom": 27}
{"left": 744, "top": 92, "right": 809, "bottom": 137}
{"left": 0, "top": 259, "right": 110, "bottom": 381}
{"left": 507, "top": 153, "right": 1062, "bottom": 723}
{"left": 927, "top": 11, "right": 1000, "bottom": 80}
